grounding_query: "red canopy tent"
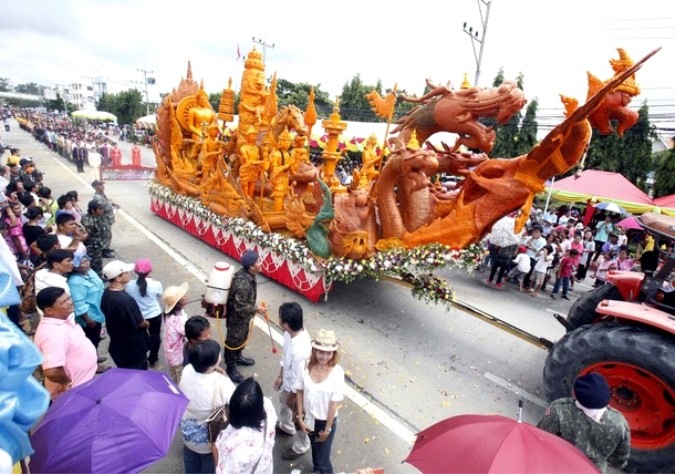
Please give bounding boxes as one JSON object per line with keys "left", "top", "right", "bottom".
{"left": 546, "top": 170, "right": 656, "bottom": 224}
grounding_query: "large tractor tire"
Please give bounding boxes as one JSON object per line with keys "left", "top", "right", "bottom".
{"left": 567, "top": 284, "right": 623, "bottom": 330}
{"left": 543, "top": 323, "right": 675, "bottom": 472}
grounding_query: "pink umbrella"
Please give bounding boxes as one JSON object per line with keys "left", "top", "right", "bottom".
{"left": 616, "top": 216, "right": 643, "bottom": 230}
{"left": 404, "top": 413, "right": 599, "bottom": 473}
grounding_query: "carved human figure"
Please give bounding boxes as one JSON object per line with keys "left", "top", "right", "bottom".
{"left": 359, "top": 134, "right": 382, "bottom": 184}
{"left": 200, "top": 123, "right": 225, "bottom": 184}
{"left": 269, "top": 128, "right": 293, "bottom": 211}
{"left": 290, "top": 135, "right": 310, "bottom": 175}
{"left": 239, "top": 126, "right": 264, "bottom": 197}
{"left": 188, "top": 90, "right": 217, "bottom": 140}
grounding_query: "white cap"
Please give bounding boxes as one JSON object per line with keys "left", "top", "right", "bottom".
{"left": 102, "top": 260, "right": 135, "bottom": 280}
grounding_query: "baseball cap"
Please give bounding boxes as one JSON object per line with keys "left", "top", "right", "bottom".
{"left": 102, "top": 260, "right": 135, "bottom": 280}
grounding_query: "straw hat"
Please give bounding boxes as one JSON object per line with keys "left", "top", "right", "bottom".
{"left": 162, "top": 282, "right": 188, "bottom": 313}
{"left": 311, "top": 329, "right": 340, "bottom": 351}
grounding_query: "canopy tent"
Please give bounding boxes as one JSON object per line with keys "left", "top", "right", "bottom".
{"left": 71, "top": 109, "right": 117, "bottom": 122}
{"left": 545, "top": 170, "right": 655, "bottom": 214}
{"left": 654, "top": 194, "right": 675, "bottom": 217}
{"left": 135, "top": 114, "right": 156, "bottom": 130}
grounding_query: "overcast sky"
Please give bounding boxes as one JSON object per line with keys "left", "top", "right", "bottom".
{"left": 1, "top": 0, "right": 673, "bottom": 129}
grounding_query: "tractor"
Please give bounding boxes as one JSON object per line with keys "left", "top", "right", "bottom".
{"left": 543, "top": 212, "right": 675, "bottom": 472}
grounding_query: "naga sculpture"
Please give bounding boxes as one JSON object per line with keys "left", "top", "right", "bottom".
{"left": 393, "top": 78, "right": 527, "bottom": 153}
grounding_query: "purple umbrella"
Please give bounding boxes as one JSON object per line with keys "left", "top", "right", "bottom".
{"left": 29, "top": 368, "right": 188, "bottom": 473}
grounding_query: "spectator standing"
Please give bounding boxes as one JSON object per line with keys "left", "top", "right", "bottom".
{"left": 505, "top": 246, "right": 531, "bottom": 291}
{"left": 537, "top": 373, "right": 630, "bottom": 472}
{"left": 274, "top": 302, "right": 313, "bottom": 461}
{"left": 100, "top": 260, "right": 150, "bottom": 370}
{"left": 593, "top": 251, "right": 618, "bottom": 288}
{"left": 215, "top": 377, "right": 277, "bottom": 474}
{"left": 35, "top": 249, "right": 75, "bottom": 315}
{"left": 523, "top": 226, "right": 546, "bottom": 287}
{"left": 179, "top": 340, "right": 236, "bottom": 474}
{"left": 72, "top": 140, "right": 87, "bottom": 173}
{"left": 91, "top": 179, "right": 116, "bottom": 258}
{"left": 527, "top": 245, "right": 553, "bottom": 296}
{"left": 569, "top": 231, "right": 584, "bottom": 291}
{"left": 486, "top": 243, "right": 517, "bottom": 288}
{"left": 592, "top": 216, "right": 614, "bottom": 263}
{"left": 224, "top": 250, "right": 265, "bottom": 383}
{"left": 616, "top": 247, "right": 636, "bottom": 271}
{"left": 55, "top": 213, "right": 86, "bottom": 256}
{"left": 577, "top": 230, "right": 596, "bottom": 281}
{"left": 183, "top": 316, "right": 212, "bottom": 367}
{"left": 2, "top": 201, "right": 30, "bottom": 262}
{"left": 34, "top": 287, "right": 97, "bottom": 400}
{"left": 295, "top": 329, "right": 345, "bottom": 474}
{"left": 125, "top": 259, "right": 164, "bottom": 368}
{"left": 162, "top": 282, "right": 190, "bottom": 383}
{"left": 551, "top": 249, "right": 579, "bottom": 300}
{"left": 80, "top": 200, "right": 106, "bottom": 275}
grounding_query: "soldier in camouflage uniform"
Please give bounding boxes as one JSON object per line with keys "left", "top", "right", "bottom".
{"left": 224, "top": 250, "right": 265, "bottom": 383}
{"left": 81, "top": 200, "right": 107, "bottom": 276}
{"left": 538, "top": 373, "right": 630, "bottom": 472}
{"left": 91, "top": 180, "right": 116, "bottom": 258}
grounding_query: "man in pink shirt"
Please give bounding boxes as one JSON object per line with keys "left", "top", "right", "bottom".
{"left": 34, "top": 286, "right": 97, "bottom": 400}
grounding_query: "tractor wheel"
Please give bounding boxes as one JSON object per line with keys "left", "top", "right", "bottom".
{"left": 567, "top": 284, "right": 623, "bottom": 330}
{"left": 543, "top": 323, "right": 675, "bottom": 473}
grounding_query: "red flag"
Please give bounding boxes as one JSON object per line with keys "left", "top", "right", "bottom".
{"left": 236, "top": 45, "right": 241, "bottom": 60}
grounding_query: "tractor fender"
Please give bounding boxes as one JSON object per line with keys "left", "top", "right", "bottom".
{"left": 596, "top": 300, "right": 675, "bottom": 335}
{"left": 606, "top": 270, "right": 643, "bottom": 301}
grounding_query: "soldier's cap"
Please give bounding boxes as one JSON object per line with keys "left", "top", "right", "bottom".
{"left": 574, "top": 373, "right": 611, "bottom": 409}
{"left": 88, "top": 199, "right": 104, "bottom": 211}
{"left": 240, "top": 250, "right": 259, "bottom": 268}
{"left": 91, "top": 179, "right": 104, "bottom": 187}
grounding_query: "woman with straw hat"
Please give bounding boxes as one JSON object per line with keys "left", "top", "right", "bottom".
{"left": 162, "top": 282, "right": 189, "bottom": 383}
{"left": 294, "top": 329, "right": 345, "bottom": 474}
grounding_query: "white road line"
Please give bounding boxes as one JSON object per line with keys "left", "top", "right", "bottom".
{"left": 484, "top": 372, "right": 548, "bottom": 408}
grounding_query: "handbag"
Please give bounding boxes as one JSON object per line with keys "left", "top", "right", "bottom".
{"left": 206, "top": 403, "right": 229, "bottom": 444}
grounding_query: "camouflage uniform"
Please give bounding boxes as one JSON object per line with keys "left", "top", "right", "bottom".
{"left": 81, "top": 213, "right": 106, "bottom": 276}
{"left": 225, "top": 267, "right": 257, "bottom": 348}
{"left": 537, "top": 398, "right": 630, "bottom": 472}
{"left": 92, "top": 191, "right": 115, "bottom": 251}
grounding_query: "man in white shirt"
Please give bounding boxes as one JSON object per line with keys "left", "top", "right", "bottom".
{"left": 273, "top": 302, "right": 313, "bottom": 461}
{"left": 55, "top": 213, "right": 87, "bottom": 256}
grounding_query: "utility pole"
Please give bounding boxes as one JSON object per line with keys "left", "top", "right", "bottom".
{"left": 137, "top": 66, "right": 154, "bottom": 116}
{"left": 462, "top": 0, "right": 492, "bottom": 87}
{"left": 252, "top": 36, "right": 275, "bottom": 63}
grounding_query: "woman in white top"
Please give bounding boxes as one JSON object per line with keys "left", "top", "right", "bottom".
{"left": 294, "top": 329, "right": 345, "bottom": 474}
{"left": 125, "top": 259, "right": 164, "bottom": 367}
{"left": 215, "top": 378, "right": 277, "bottom": 474}
{"left": 180, "top": 340, "right": 236, "bottom": 474}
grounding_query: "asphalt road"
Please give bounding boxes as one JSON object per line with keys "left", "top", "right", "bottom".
{"left": 7, "top": 122, "right": 591, "bottom": 473}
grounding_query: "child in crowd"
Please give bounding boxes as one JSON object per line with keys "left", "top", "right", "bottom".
{"left": 551, "top": 249, "right": 579, "bottom": 300}
{"left": 506, "top": 246, "right": 531, "bottom": 291}
{"left": 592, "top": 250, "right": 618, "bottom": 288}
{"left": 183, "top": 315, "right": 211, "bottom": 365}
{"left": 162, "top": 283, "right": 189, "bottom": 383}
{"left": 528, "top": 245, "right": 553, "bottom": 297}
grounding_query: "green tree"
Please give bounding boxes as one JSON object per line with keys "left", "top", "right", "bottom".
{"left": 46, "top": 93, "right": 66, "bottom": 113}
{"left": 482, "top": 70, "right": 538, "bottom": 158}
{"left": 653, "top": 145, "right": 675, "bottom": 197}
{"left": 15, "top": 82, "right": 43, "bottom": 95}
{"left": 0, "top": 78, "right": 10, "bottom": 92}
{"left": 275, "top": 79, "right": 332, "bottom": 117}
{"left": 97, "top": 92, "right": 116, "bottom": 113}
{"left": 339, "top": 74, "right": 382, "bottom": 122}
{"left": 208, "top": 92, "right": 221, "bottom": 112}
{"left": 95, "top": 89, "right": 144, "bottom": 125}
{"left": 585, "top": 104, "right": 656, "bottom": 190}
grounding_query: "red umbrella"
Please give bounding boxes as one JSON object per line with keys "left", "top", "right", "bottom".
{"left": 404, "top": 414, "right": 598, "bottom": 473}
{"left": 616, "top": 216, "right": 644, "bottom": 230}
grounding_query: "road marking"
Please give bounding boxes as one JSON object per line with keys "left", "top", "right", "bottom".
{"left": 484, "top": 372, "right": 548, "bottom": 408}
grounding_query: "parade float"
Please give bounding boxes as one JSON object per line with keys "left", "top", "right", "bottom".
{"left": 148, "top": 47, "right": 658, "bottom": 302}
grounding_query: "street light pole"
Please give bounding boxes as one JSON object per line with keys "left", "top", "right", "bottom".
{"left": 462, "top": 0, "right": 492, "bottom": 86}
{"left": 137, "top": 66, "right": 154, "bottom": 116}
{"left": 252, "top": 36, "right": 275, "bottom": 63}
